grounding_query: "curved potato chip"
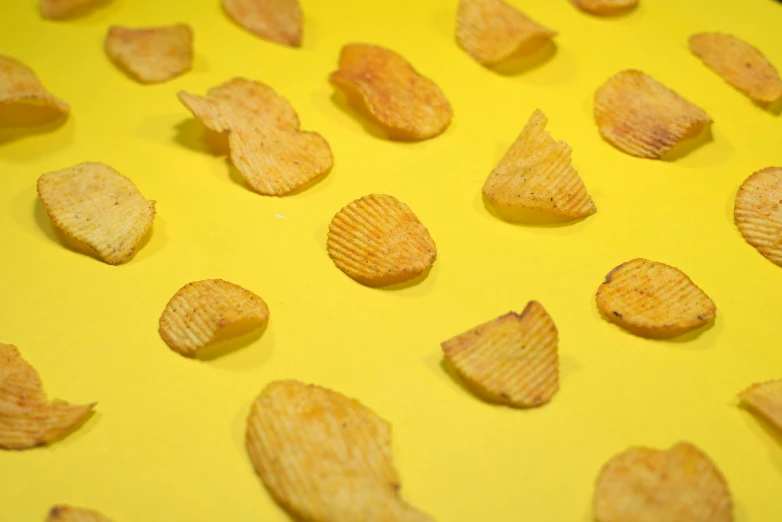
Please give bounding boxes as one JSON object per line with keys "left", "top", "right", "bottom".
{"left": 327, "top": 194, "right": 437, "bottom": 287}
{"left": 105, "top": 25, "right": 193, "bottom": 84}
{"left": 330, "top": 44, "right": 453, "bottom": 140}
{"left": 0, "top": 55, "right": 69, "bottom": 117}
{"left": 221, "top": 0, "right": 302, "bottom": 47}
{"left": 594, "top": 442, "right": 733, "bottom": 522}
{"left": 570, "top": 0, "right": 638, "bottom": 15}
{"left": 47, "top": 505, "right": 114, "bottom": 522}
{"left": 246, "top": 380, "right": 433, "bottom": 522}
{"left": 739, "top": 379, "right": 782, "bottom": 432}
{"left": 734, "top": 167, "right": 782, "bottom": 267}
{"left": 40, "top": 0, "right": 105, "bottom": 19}
{"left": 594, "top": 70, "right": 712, "bottom": 159}
{"left": 0, "top": 344, "right": 95, "bottom": 450}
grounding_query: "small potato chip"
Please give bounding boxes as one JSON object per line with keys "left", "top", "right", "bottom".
{"left": 221, "top": 0, "right": 302, "bottom": 47}
{"left": 570, "top": 0, "right": 638, "bottom": 15}
{"left": 159, "top": 279, "right": 269, "bottom": 357}
{"left": 441, "top": 301, "right": 558, "bottom": 407}
{"left": 330, "top": 44, "right": 453, "bottom": 140}
{"left": 594, "top": 70, "right": 712, "bottom": 159}
{"left": 105, "top": 25, "right": 193, "bottom": 84}
{"left": 246, "top": 380, "right": 433, "bottom": 522}
{"left": 327, "top": 194, "right": 437, "bottom": 287}
{"left": 734, "top": 167, "right": 782, "bottom": 267}
{"left": 738, "top": 379, "right": 782, "bottom": 432}
{"left": 595, "top": 258, "right": 716, "bottom": 338}
{"left": 0, "top": 344, "right": 95, "bottom": 450}
{"left": 40, "top": 0, "right": 105, "bottom": 19}
{"left": 47, "top": 505, "right": 114, "bottom": 522}
{"left": 0, "top": 55, "right": 69, "bottom": 118}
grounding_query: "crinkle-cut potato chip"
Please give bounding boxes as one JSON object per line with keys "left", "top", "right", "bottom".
{"left": 330, "top": 44, "right": 453, "bottom": 141}
{"left": 595, "top": 258, "right": 716, "bottom": 338}
{"left": 739, "top": 379, "right": 782, "bottom": 433}
{"left": 40, "top": 0, "right": 105, "bottom": 19}
{"left": 327, "top": 194, "right": 437, "bottom": 287}
{"left": 0, "top": 344, "right": 95, "bottom": 450}
{"left": 483, "top": 109, "right": 596, "bottom": 220}
{"left": 570, "top": 0, "right": 638, "bottom": 15}
{"left": 246, "top": 380, "right": 434, "bottom": 522}
{"left": 105, "top": 25, "right": 193, "bottom": 84}
{"left": 442, "top": 301, "right": 558, "bottom": 407}
{"left": 594, "top": 442, "right": 733, "bottom": 522}
{"left": 0, "top": 55, "right": 69, "bottom": 117}
{"left": 594, "top": 70, "right": 712, "bottom": 159}
{"left": 221, "top": 0, "right": 302, "bottom": 47}
{"left": 47, "top": 505, "right": 114, "bottom": 522}
{"left": 734, "top": 167, "right": 782, "bottom": 266}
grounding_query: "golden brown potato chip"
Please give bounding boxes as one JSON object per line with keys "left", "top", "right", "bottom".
{"left": 40, "top": 0, "right": 105, "bottom": 19}
{"left": 596, "top": 258, "right": 716, "bottom": 338}
{"left": 327, "top": 194, "right": 437, "bottom": 287}
{"left": 221, "top": 0, "right": 302, "bottom": 47}
{"left": 594, "top": 70, "right": 712, "bottom": 159}
{"left": 690, "top": 33, "right": 782, "bottom": 104}
{"left": 0, "top": 55, "right": 69, "bottom": 117}
{"left": 47, "top": 505, "right": 114, "bottom": 522}
{"left": 594, "top": 442, "right": 733, "bottom": 522}
{"left": 246, "top": 380, "right": 433, "bottom": 522}
{"left": 570, "top": 0, "right": 638, "bottom": 15}
{"left": 739, "top": 379, "right": 782, "bottom": 433}
{"left": 105, "top": 25, "right": 193, "bottom": 84}
{"left": 442, "top": 301, "right": 558, "bottom": 407}
{"left": 0, "top": 344, "right": 95, "bottom": 450}
{"left": 330, "top": 44, "right": 453, "bottom": 140}
{"left": 734, "top": 167, "right": 782, "bottom": 267}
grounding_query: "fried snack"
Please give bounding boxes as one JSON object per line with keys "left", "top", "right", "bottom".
{"left": 739, "top": 379, "right": 782, "bottom": 432}
{"left": 327, "top": 194, "right": 437, "bottom": 287}
{"left": 40, "top": 0, "right": 105, "bottom": 19}
{"left": 594, "top": 70, "right": 712, "bottom": 159}
{"left": 330, "top": 44, "right": 452, "bottom": 140}
{"left": 221, "top": 0, "right": 302, "bottom": 47}
{"left": 105, "top": 25, "right": 193, "bottom": 84}
{"left": 734, "top": 167, "right": 782, "bottom": 266}
{"left": 442, "top": 301, "right": 558, "bottom": 407}
{"left": 690, "top": 33, "right": 782, "bottom": 104}
{"left": 0, "top": 344, "right": 94, "bottom": 450}
{"left": 483, "top": 109, "right": 596, "bottom": 220}
{"left": 0, "top": 55, "right": 69, "bottom": 118}
{"left": 47, "top": 505, "right": 114, "bottom": 522}
{"left": 570, "top": 0, "right": 638, "bottom": 15}
{"left": 246, "top": 380, "right": 433, "bottom": 522}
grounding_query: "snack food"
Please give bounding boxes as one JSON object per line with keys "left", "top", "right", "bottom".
{"left": 734, "top": 167, "right": 782, "bottom": 266}
{"left": 570, "top": 0, "right": 638, "bottom": 15}
{"left": 40, "top": 0, "right": 105, "bottom": 19}
{"left": 221, "top": 0, "right": 302, "bottom": 47}
{"left": 0, "top": 55, "right": 69, "bottom": 119}
{"left": 105, "top": 25, "right": 193, "bottom": 84}
{"left": 47, "top": 505, "right": 114, "bottom": 522}
{"left": 738, "top": 379, "right": 782, "bottom": 432}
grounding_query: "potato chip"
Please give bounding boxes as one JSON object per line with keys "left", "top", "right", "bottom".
{"left": 159, "top": 279, "right": 269, "bottom": 357}
{"left": 456, "top": 0, "right": 557, "bottom": 66}
{"left": 221, "top": 0, "right": 302, "bottom": 47}
{"left": 330, "top": 44, "right": 453, "bottom": 140}
{"left": 594, "top": 70, "right": 712, "bottom": 159}
{"left": 690, "top": 33, "right": 782, "bottom": 104}
{"left": 483, "top": 109, "right": 596, "bottom": 220}
{"left": 739, "top": 379, "right": 782, "bottom": 432}
{"left": 442, "top": 301, "right": 558, "bottom": 407}
{"left": 105, "top": 25, "right": 193, "bottom": 84}
{"left": 734, "top": 167, "right": 782, "bottom": 267}
{"left": 0, "top": 55, "right": 69, "bottom": 117}
{"left": 570, "top": 0, "right": 638, "bottom": 15}
{"left": 594, "top": 442, "right": 733, "bottom": 522}
{"left": 327, "top": 194, "right": 437, "bottom": 287}
{"left": 595, "top": 258, "right": 716, "bottom": 338}
{"left": 0, "top": 344, "right": 95, "bottom": 450}
{"left": 47, "top": 505, "right": 114, "bottom": 522}
{"left": 246, "top": 380, "right": 433, "bottom": 522}
{"left": 40, "top": 0, "right": 104, "bottom": 19}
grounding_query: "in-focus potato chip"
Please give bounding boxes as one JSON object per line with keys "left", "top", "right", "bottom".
{"left": 734, "top": 167, "right": 782, "bottom": 267}
{"left": 594, "top": 442, "right": 733, "bottom": 522}
{"left": 47, "top": 505, "right": 114, "bottom": 522}
{"left": 0, "top": 344, "right": 95, "bottom": 450}
{"left": 442, "top": 301, "right": 558, "bottom": 407}
{"left": 739, "top": 379, "right": 782, "bottom": 433}
{"left": 327, "top": 194, "right": 437, "bottom": 287}
{"left": 40, "top": 0, "right": 105, "bottom": 19}
{"left": 596, "top": 258, "right": 716, "bottom": 338}
{"left": 330, "top": 44, "right": 453, "bottom": 140}
{"left": 570, "top": 0, "right": 638, "bottom": 15}
{"left": 246, "top": 380, "right": 433, "bottom": 522}
{"left": 0, "top": 55, "right": 69, "bottom": 119}
{"left": 594, "top": 70, "right": 712, "bottom": 159}
{"left": 221, "top": 0, "right": 302, "bottom": 47}
{"left": 105, "top": 25, "right": 193, "bottom": 84}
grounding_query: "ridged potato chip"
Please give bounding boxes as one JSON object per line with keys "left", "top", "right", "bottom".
{"left": 40, "top": 0, "right": 105, "bottom": 19}
{"left": 0, "top": 55, "right": 69, "bottom": 118}
{"left": 47, "top": 505, "right": 114, "bottom": 522}
{"left": 330, "top": 44, "right": 452, "bottom": 140}
{"left": 739, "top": 379, "right": 782, "bottom": 432}
{"left": 570, "top": 0, "right": 638, "bottom": 15}
{"left": 594, "top": 70, "right": 712, "bottom": 159}
{"left": 595, "top": 258, "right": 716, "bottom": 338}
{"left": 222, "top": 0, "right": 302, "bottom": 47}
{"left": 105, "top": 25, "right": 193, "bottom": 84}
{"left": 734, "top": 167, "right": 782, "bottom": 266}
{"left": 0, "top": 344, "right": 95, "bottom": 450}
{"left": 594, "top": 442, "right": 733, "bottom": 522}
{"left": 327, "top": 194, "right": 437, "bottom": 287}
{"left": 246, "top": 380, "right": 433, "bottom": 522}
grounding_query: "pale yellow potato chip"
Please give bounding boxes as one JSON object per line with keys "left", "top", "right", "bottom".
{"left": 595, "top": 258, "right": 716, "bottom": 338}
{"left": 570, "top": 0, "right": 638, "bottom": 15}
{"left": 442, "top": 301, "right": 558, "bottom": 407}
{"left": 221, "top": 0, "right": 302, "bottom": 47}
{"left": 0, "top": 55, "right": 69, "bottom": 117}
{"left": 40, "top": 0, "right": 105, "bottom": 19}
{"left": 734, "top": 167, "right": 782, "bottom": 267}
{"left": 246, "top": 380, "right": 433, "bottom": 522}
{"left": 47, "top": 505, "right": 114, "bottom": 522}
{"left": 594, "top": 442, "right": 733, "bottom": 522}
{"left": 739, "top": 379, "right": 782, "bottom": 432}
{"left": 327, "top": 194, "right": 437, "bottom": 287}
{"left": 594, "top": 70, "right": 712, "bottom": 159}
{"left": 330, "top": 44, "right": 453, "bottom": 140}
{"left": 0, "top": 344, "right": 95, "bottom": 450}
{"left": 105, "top": 25, "right": 193, "bottom": 84}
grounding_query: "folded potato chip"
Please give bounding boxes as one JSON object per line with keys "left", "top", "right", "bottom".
{"left": 0, "top": 55, "right": 69, "bottom": 118}
{"left": 739, "top": 379, "right": 782, "bottom": 433}
{"left": 40, "top": 0, "right": 105, "bottom": 19}
{"left": 105, "top": 25, "right": 193, "bottom": 84}
{"left": 222, "top": 0, "right": 302, "bottom": 47}
{"left": 330, "top": 44, "right": 452, "bottom": 140}
{"left": 734, "top": 167, "right": 782, "bottom": 267}
{"left": 47, "top": 505, "right": 114, "bottom": 522}
{"left": 246, "top": 380, "right": 433, "bottom": 522}
{"left": 570, "top": 0, "right": 638, "bottom": 15}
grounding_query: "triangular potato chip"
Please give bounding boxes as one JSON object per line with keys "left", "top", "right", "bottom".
{"left": 734, "top": 167, "right": 782, "bottom": 267}
{"left": 570, "top": 0, "right": 638, "bottom": 15}
{"left": 0, "top": 55, "right": 69, "bottom": 117}
{"left": 105, "top": 25, "right": 193, "bottom": 84}
{"left": 739, "top": 379, "right": 782, "bottom": 433}
{"left": 47, "top": 505, "right": 114, "bottom": 522}
{"left": 40, "top": 0, "right": 105, "bottom": 19}
{"left": 221, "top": 0, "right": 302, "bottom": 47}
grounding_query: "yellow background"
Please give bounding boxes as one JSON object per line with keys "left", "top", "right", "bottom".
{"left": 1, "top": 0, "right": 781, "bottom": 520}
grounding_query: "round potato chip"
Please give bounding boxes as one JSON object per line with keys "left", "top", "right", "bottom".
{"left": 739, "top": 379, "right": 782, "bottom": 433}
{"left": 47, "top": 505, "right": 114, "bottom": 522}
{"left": 570, "top": 0, "right": 638, "bottom": 15}
{"left": 105, "top": 24, "right": 193, "bottom": 84}
{"left": 734, "top": 167, "right": 782, "bottom": 267}
{"left": 221, "top": 0, "right": 302, "bottom": 47}
{"left": 40, "top": 0, "right": 105, "bottom": 19}
{"left": 0, "top": 55, "right": 69, "bottom": 117}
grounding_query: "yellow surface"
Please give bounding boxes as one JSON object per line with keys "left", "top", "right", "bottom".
{"left": 1, "top": 0, "right": 781, "bottom": 520}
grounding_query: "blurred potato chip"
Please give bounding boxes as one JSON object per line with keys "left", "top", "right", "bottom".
{"left": 0, "top": 344, "right": 95, "bottom": 450}
{"left": 570, "top": 0, "right": 638, "bottom": 15}
{"left": 734, "top": 167, "right": 782, "bottom": 267}
{"left": 40, "top": 0, "right": 105, "bottom": 19}
{"left": 594, "top": 70, "right": 712, "bottom": 159}
{"left": 327, "top": 194, "right": 437, "bottom": 287}
{"left": 221, "top": 0, "right": 302, "bottom": 47}
{"left": 442, "top": 301, "right": 559, "bottom": 407}
{"left": 0, "top": 55, "right": 69, "bottom": 118}
{"left": 330, "top": 44, "right": 453, "bottom": 140}
{"left": 47, "top": 505, "right": 114, "bottom": 522}
{"left": 37, "top": 162, "right": 156, "bottom": 265}
{"left": 738, "top": 379, "right": 782, "bottom": 433}
{"left": 246, "top": 380, "right": 433, "bottom": 522}
{"left": 105, "top": 25, "right": 193, "bottom": 84}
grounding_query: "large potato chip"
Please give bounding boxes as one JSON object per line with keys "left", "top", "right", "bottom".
{"left": 105, "top": 25, "right": 193, "bottom": 84}
{"left": 330, "top": 44, "right": 453, "bottom": 141}
{"left": 570, "top": 0, "right": 638, "bottom": 15}
{"left": 37, "top": 162, "right": 156, "bottom": 265}
{"left": 594, "top": 70, "right": 712, "bottom": 159}
{"left": 0, "top": 55, "right": 69, "bottom": 118}
{"left": 327, "top": 194, "right": 437, "bottom": 287}
{"left": 40, "top": 0, "right": 105, "bottom": 19}
{"left": 739, "top": 379, "right": 782, "bottom": 433}
{"left": 221, "top": 0, "right": 302, "bottom": 47}
{"left": 441, "top": 301, "right": 558, "bottom": 407}
{"left": 246, "top": 380, "right": 433, "bottom": 522}
{"left": 734, "top": 167, "right": 782, "bottom": 267}
{"left": 47, "top": 505, "right": 114, "bottom": 522}
{"left": 0, "top": 344, "right": 95, "bottom": 450}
